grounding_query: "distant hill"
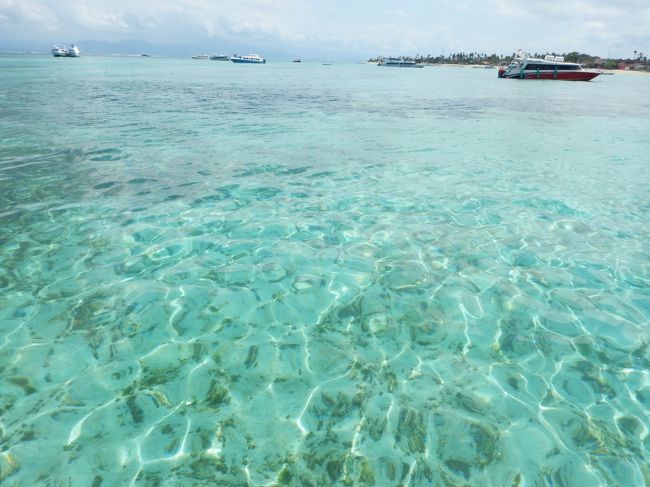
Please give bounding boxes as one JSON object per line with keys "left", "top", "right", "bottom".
{"left": 0, "top": 37, "right": 371, "bottom": 62}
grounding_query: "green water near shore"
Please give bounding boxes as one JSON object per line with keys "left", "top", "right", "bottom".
{"left": 1, "top": 55, "right": 650, "bottom": 486}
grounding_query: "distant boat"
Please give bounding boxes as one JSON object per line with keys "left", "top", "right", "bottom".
{"left": 378, "top": 57, "right": 423, "bottom": 68}
{"left": 192, "top": 54, "right": 208, "bottom": 59}
{"left": 209, "top": 55, "right": 229, "bottom": 61}
{"left": 322, "top": 63, "right": 332, "bottom": 66}
{"left": 292, "top": 59, "right": 302, "bottom": 63}
{"left": 141, "top": 54, "right": 151, "bottom": 57}
{"left": 51, "top": 44, "right": 80, "bottom": 57}
{"left": 51, "top": 45, "right": 67, "bottom": 57}
{"left": 231, "top": 54, "right": 266, "bottom": 64}
{"left": 498, "top": 51, "right": 601, "bottom": 81}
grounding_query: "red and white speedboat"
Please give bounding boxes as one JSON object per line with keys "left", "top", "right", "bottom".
{"left": 498, "top": 51, "right": 601, "bottom": 81}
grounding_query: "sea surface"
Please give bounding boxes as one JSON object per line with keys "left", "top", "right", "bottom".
{"left": 1, "top": 54, "right": 650, "bottom": 486}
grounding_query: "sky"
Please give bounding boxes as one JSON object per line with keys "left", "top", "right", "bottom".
{"left": 0, "top": 0, "right": 647, "bottom": 59}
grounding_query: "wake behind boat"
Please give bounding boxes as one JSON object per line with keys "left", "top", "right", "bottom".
{"left": 498, "top": 51, "right": 600, "bottom": 81}
{"left": 378, "top": 57, "right": 423, "bottom": 68}
{"left": 231, "top": 54, "right": 266, "bottom": 64}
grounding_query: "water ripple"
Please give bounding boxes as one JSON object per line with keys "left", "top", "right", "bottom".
{"left": 1, "top": 55, "right": 650, "bottom": 486}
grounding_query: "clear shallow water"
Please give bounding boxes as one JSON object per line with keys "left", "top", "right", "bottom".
{"left": 1, "top": 55, "right": 650, "bottom": 486}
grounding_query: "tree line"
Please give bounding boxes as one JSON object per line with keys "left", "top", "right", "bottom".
{"left": 369, "top": 51, "right": 649, "bottom": 69}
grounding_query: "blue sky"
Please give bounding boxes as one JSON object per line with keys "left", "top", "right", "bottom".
{"left": 0, "top": 0, "right": 647, "bottom": 58}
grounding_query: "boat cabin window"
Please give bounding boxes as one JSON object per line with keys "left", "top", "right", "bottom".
{"left": 525, "top": 63, "right": 579, "bottom": 71}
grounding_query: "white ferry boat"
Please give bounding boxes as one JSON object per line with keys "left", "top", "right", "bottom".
{"left": 230, "top": 54, "right": 266, "bottom": 64}
{"left": 378, "top": 57, "right": 423, "bottom": 68}
{"left": 51, "top": 45, "right": 67, "bottom": 57}
{"left": 498, "top": 51, "right": 600, "bottom": 81}
{"left": 51, "top": 44, "right": 80, "bottom": 57}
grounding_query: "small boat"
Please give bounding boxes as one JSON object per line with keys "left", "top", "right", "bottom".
{"left": 230, "top": 54, "right": 266, "bottom": 64}
{"left": 292, "top": 59, "right": 301, "bottom": 63}
{"left": 141, "top": 54, "right": 151, "bottom": 57}
{"left": 192, "top": 54, "right": 209, "bottom": 59}
{"left": 498, "top": 51, "right": 600, "bottom": 81}
{"left": 378, "top": 57, "right": 423, "bottom": 68}
{"left": 209, "top": 55, "right": 230, "bottom": 61}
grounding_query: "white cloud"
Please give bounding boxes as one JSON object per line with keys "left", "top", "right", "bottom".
{"left": 0, "top": 0, "right": 646, "bottom": 57}
{"left": 0, "top": 0, "right": 57, "bottom": 29}
{"left": 488, "top": 0, "right": 649, "bottom": 55}
{"left": 73, "top": 5, "right": 128, "bottom": 31}
{"left": 490, "top": 0, "right": 650, "bottom": 24}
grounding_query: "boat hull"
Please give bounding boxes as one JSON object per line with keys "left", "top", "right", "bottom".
{"left": 498, "top": 68, "right": 600, "bottom": 81}
{"left": 231, "top": 58, "right": 265, "bottom": 64}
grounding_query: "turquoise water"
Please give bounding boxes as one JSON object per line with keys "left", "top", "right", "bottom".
{"left": 1, "top": 55, "right": 650, "bottom": 486}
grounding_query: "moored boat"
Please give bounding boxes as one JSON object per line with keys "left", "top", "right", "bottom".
{"left": 192, "top": 54, "right": 209, "bottom": 59}
{"left": 498, "top": 51, "right": 600, "bottom": 81}
{"left": 230, "top": 54, "right": 266, "bottom": 64}
{"left": 209, "top": 54, "right": 229, "bottom": 61}
{"left": 378, "top": 57, "right": 423, "bottom": 68}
